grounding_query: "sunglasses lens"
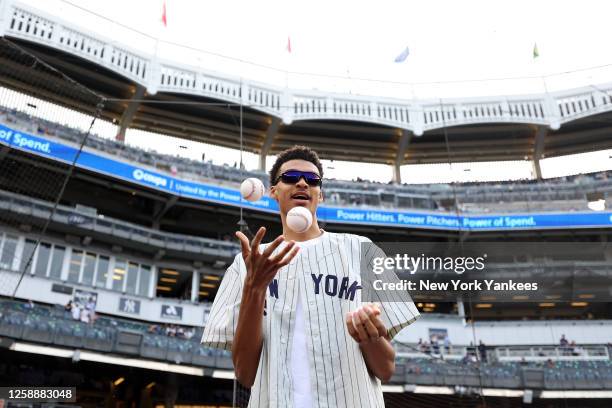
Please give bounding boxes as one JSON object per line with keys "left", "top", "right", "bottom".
{"left": 280, "top": 171, "right": 321, "bottom": 186}
{"left": 280, "top": 174, "right": 300, "bottom": 184}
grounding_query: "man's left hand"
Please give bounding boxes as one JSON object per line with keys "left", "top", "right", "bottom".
{"left": 346, "top": 303, "right": 387, "bottom": 344}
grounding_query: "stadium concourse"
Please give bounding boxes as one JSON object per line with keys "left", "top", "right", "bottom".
{"left": 0, "top": 2, "right": 611, "bottom": 408}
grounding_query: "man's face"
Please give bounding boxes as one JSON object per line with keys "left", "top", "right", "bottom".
{"left": 270, "top": 159, "right": 323, "bottom": 216}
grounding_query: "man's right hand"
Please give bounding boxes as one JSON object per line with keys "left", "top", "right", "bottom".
{"left": 235, "top": 227, "right": 300, "bottom": 292}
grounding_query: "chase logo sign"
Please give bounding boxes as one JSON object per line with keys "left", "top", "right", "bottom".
{"left": 132, "top": 168, "right": 168, "bottom": 187}
{"left": 161, "top": 304, "right": 183, "bottom": 320}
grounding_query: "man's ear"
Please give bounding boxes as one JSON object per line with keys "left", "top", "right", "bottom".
{"left": 319, "top": 190, "right": 324, "bottom": 202}
{"left": 270, "top": 185, "right": 278, "bottom": 201}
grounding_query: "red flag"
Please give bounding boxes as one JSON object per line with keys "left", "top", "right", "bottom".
{"left": 286, "top": 36, "right": 292, "bottom": 53}
{"left": 161, "top": 1, "right": 167, "bottom": 27}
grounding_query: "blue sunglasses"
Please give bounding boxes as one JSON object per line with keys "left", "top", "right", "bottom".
{"left": 274, "top": 170, "right": 322, "bottom": 187}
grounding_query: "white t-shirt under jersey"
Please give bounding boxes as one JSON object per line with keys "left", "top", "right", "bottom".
{"left": 291, "top": 234, "right": 326, "bottom": 408}
{"left": 202, "top": 231, "right": 421, "bottom": 408}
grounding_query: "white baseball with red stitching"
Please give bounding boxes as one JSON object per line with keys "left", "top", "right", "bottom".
{"left": 287, "top": 206, "right": 313, "bottom": 233}
{"left": 240, "top": 178, "right": 264, "bottom": 202}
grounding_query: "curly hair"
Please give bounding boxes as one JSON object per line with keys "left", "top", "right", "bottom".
{"left": 269, "top": 145, "right": 324, "bottom": 186}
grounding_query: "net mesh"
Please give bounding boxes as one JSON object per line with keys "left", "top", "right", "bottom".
{"left": 0, "top": 38, "right": 104, "bottom": 299}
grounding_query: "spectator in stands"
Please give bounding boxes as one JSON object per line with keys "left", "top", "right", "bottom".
{"left": 560, "top": 334, "right": 569, "bottom": 355}
{"left": 570, "top": 341, "right": 581, "bottom": 356}
{"left": 444, "top": 336, "right": 451, "bottom": 354}
{"left": 64, "top": 300, "right": 73, "bottom": 313}
{"left": 423, "top": 341, "right": 431, "bottom": 355}
{"left": 71, "top": 303, "right": 81, "bottom": 321}
{"left": 431, "top": 336, "right": 440, "bottom": 354}
{"left": 80, "top": 308, "right": 90, "bottom": 324}
{"left": 478, "top": 340, "right": 487, "bottom": 363}
{"left": 183, "top": 328, "right": 194, "bottom": 340}
{"left": 24, "top": 299, "right": 35, "bottom": 310}
{"left": 85, "top": 297, "right": 97, "bottom": 325}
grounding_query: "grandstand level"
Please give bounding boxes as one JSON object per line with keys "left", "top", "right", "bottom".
{"left": 0, "top": 1, "right": 611, "bottom": 407}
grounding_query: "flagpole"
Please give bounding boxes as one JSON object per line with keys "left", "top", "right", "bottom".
{"left": 284, "top": 35, "right": 292, "bottom": 90}
{"left": 155, "top": 0, "right": 167, "bottom": 59}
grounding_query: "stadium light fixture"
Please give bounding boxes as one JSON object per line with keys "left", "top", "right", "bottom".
{"left": 538, "top": 302, "right": 555, "bottom": 307}
{"left": 541, "top": 390, "right": 612, "bottom": 398}
{"left": 10, "top": 342, "right": 72, "bottom": 358}
{"left": 203, "top": 275, "right": 221, "bottom": 281}
{"left": 380, "top": 385, "right": 404, "bottom": 393}
{"left": 212, "top": 370, "right": 235, "bottom": 379}
{"left": 9, "top": 342, "right": 204, "bottom": 376}
{"left": 571, "top": 302, "right": 588, "bottom": 307}
{"left": 481, "top": 388, "right": 524, "bottom": 397}
{"left": 475, "top": 303, "right": 492, "bottom": 308}
{"left": 411, "top": 386, "right": 454, "bottom": 395}
{"left": 113, "top": 377, "right": 125, "bottom": 386}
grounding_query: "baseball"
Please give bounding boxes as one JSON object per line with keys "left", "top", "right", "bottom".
{"left": 287, "top": 206, "right": 313, "bottom": 233}
{"left": 240, "top": 178, "right": 265, "bottom": 202}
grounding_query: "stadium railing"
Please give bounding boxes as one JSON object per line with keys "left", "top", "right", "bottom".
{"left": 0, "top": 188, "right": 240, "bottom": 259}
{"left": 2, "top": 298, "right": 611, "bottom": 389}
{"left": 0, "top": 298, "right": 229, "bottom": 367}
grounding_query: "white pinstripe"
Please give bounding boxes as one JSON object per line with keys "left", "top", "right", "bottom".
{"left": 202, "top": 232, "right": 420, "bottom": 407}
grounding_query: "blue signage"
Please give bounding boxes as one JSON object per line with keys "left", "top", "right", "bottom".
{"left": 2, "top": 123, "right": 612, "bottom": 231}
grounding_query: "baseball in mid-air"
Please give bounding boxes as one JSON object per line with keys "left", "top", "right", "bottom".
{"left": 240, "top": 178, "right": 265, "bottom": 202}
{"left": 287, "top": 206, "right": 313, "bottom": 233}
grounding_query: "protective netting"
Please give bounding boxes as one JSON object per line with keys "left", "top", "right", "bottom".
{"left": 0, "top": 38, "right": 104, "bottom": 299}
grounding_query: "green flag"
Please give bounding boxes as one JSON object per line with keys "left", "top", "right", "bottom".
{"left": 533, "top": 43, "right": 539, "bottom": 59}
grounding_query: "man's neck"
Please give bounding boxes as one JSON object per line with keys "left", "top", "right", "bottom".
{"left": 282, "top": 221, "right": 323, "bottom": 242}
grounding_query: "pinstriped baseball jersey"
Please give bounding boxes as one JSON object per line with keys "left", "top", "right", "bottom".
{"left": 202, "top": 231, "right": 420, "bottom": 408}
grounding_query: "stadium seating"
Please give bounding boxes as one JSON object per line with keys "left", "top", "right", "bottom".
{"left": 0, "top": 298, "right": 221, "bottom": 365}
{"left": 3, "top": 298, "right": 612, "bottom": 390}
{"left": 1, "top": 106, "right": 611, "bottom": 214}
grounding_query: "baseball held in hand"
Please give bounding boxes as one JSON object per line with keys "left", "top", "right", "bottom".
{"left": 240, "top": 178, "right": 265, "bottom": 202}
{"left": 287, "top": 206, "right": 313, "bottom": 233}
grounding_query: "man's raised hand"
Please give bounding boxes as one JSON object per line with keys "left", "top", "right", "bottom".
{"left": 236, "top": 227, "right": 300, "bottom": 291}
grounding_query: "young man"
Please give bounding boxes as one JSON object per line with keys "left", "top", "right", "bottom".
{"left": 202, "top": 146, "right": 419, "bottom": 407}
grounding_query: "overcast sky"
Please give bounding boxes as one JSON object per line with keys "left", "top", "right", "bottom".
{"left": 21, "top": 0, "right": 612, "bottom": 98}
{"left": 14, "top": 0, "right": 612, "bottom": 182}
